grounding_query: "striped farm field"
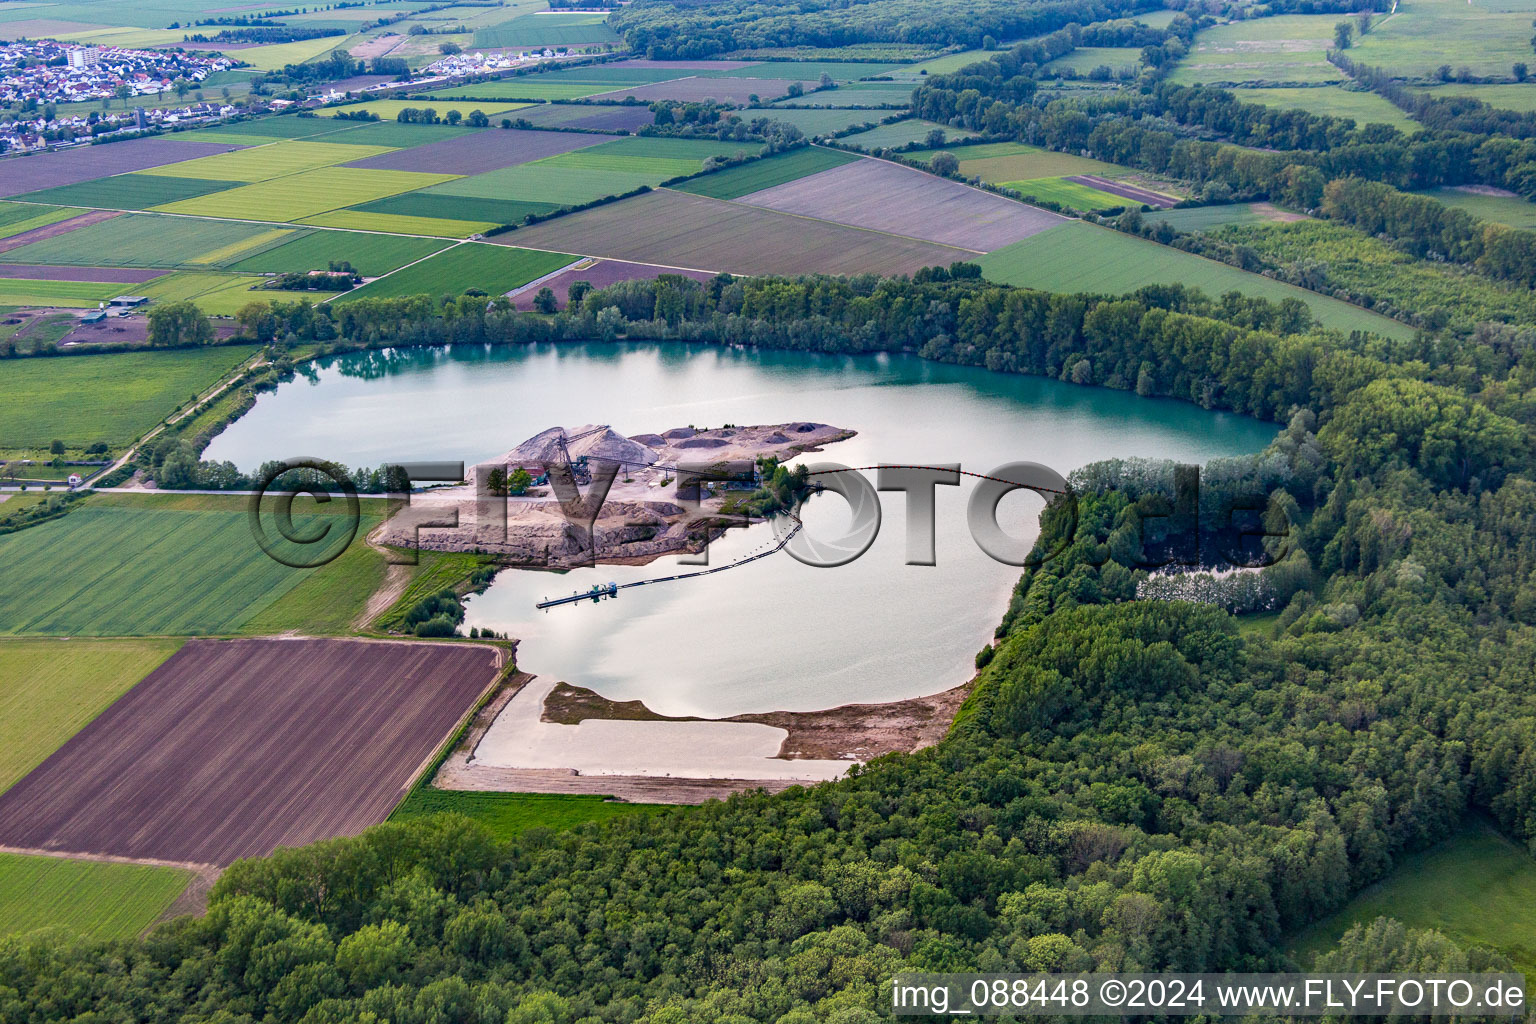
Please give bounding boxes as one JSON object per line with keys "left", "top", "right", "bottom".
{"left": 0, "top": 854, "right": 191, "bottom": 942}
{"left": 138, "top": 141, "right": 396, "bottom": 183}
{"left": 977, "top": 221, "right": 1415, "bottom": 340}
{"left": 11, "top": 174, "right": 242, "bottom": 211}
{"left": 229, "top": 230, "right": 449, "bottom": 277}
{"left": 772, "top": 81, "right": 916, "bottom": 107}
{"left": 185, "top": 227, "right": 297, "bottom": 267}
{"left": 300, "top": 209, "right": 493, "bottom": 237}
{"left": 152, "top": 167, "right": 457, "bottom": 222}
{"left": 503, "top": 188, "right": 972, "bottom": 276}
{"left": 428, "top": 136, "right": 761, "bottom": 208}
{"left": 1003, "top": 176, "right": 1131, "bottom": 211}
{"left": 0, "top": 277, "right": 128, "bottom": 307}
{"left": 675, "top": 146, "right": 861, "bottom": 200}
{"left": 346, "top": 192, "right": 552, "bottom": 228}
{"left": 0, "top": 345, "right": 258, "bottom": 448}
{"left": 237, "top": 34, "right": 362, "bottom": 71}
{"left": 140, "top": 273, "right": 266, "bottom": 316}
{"left": 734, "top": 157, "right": 1064, "bottom": 252}
{"left": 337, "top": 242, "right": 574, "bottom": 301}
{"left": 474, "top": 10, "right": 620, "bottom": 47}
{"left": 0, "top": 638, "right": 182, "bottom": 795}
{"left": 0, "top": 202, "right": 79, "bottom": 240}
{"left": 0, "top": 495, "right": 380, "bottom": 636}
{"left": 0, "top": 215, "right": 295, "bottom": 269}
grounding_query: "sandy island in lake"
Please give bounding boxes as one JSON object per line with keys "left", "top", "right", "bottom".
{"left": 376, "top": 421, "right": 854, "bottom": 567}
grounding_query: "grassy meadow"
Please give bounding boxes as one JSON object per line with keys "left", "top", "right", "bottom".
{"left": 0, "top": 638, "right": 182, "bottom": 794}
{"left": 0, "top": 346, "right": 257, "bottom": 449}
{"left": 977, "top": 221, "right": 1415, "bottom": 340}
{"left": 339, "top": 243, "right": 572, "bottom": 301}
{"left": 391, "top": 788, "right": 670, "bottom": 842}
{"left": 1289, "top": 818, "right": 1536, "bottom": 978}
{"left": 0, "top": 854, "right": 191, "bottom": 942}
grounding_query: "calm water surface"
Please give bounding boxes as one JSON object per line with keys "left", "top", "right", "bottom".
{"left": 209, "top": 343, "right": 1276, "bottom": 717}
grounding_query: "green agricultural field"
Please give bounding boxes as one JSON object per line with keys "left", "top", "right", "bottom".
{"left": 560, "top": 136, "right": 766, "bottom": 177}
{"left": 712, "top": 60, "right": 903, "bottom": 81}
{"left": 392, "top": 787, "right": 670, "bottom": 842}
{"left": 1289, "top": 819, "right": 1536, "bottom": 978}
{"left": 473, "top": 11, "right": 621, "bottom": 47}
{"left": 0, "top": 638, "right": 181, "bottom": 794}
{"left": 0, "top": 214, "right": 292, "bottom": 269}
{"left": 337, "top": 242, "right": 573, "bottom": 301}
{"left": 0, "top": 494, "right": 382, "bottom": 636}
{"left": 229, "top": 230, "right": 450, "bottom": 277}
{"left": 0, "top": 278, "right": 125, "bottom": 308}
{"left": 1237, "top": 86, "right": 1419, "bottom": 131}
{"left": 892, "top": 48, "right": 998, "bottom": 75}
{"left": 907, "top": 141, "right": 1121, "bottom": 181}
{"left": 425, "top": 78, "right": 613, "bottom": 102}
{"left": 183, "top": 227, "right": 297, "bottom": 268}
{"left": 1151, "top": 202, "right": 1307, "bottom": 232}
{"left": 301, "top": 209, "right": 492, "bottom": 236}
{"left": 977, "top": 221, "right": 1415, "bottom": 339}
{"left": 675, "top": 146, "right": 861, "bottom": 199}
{"left": 427, "top": 136, "right": 763, "bottom": 208}
{"left": 349, "top": 192, "right": 555, "bottom": 229}
{"left": 153, "top": 167, "right": 457, "bottom": 222}
{"left": 1353, "top": 0, "right": 1536, "bottom": 78}
{"left": 140, "top": 273, "right": 266, "bottom": 316}
{"left": 1419, "top": 186, "right": 1536, "bottom": 229}
{"left": 840, "top": 118, "right": 981, "bottom": 149}
{"left": 1045, "top": 46, "right": 1143, "bottom": 75}
{"left": 1169, "top": 14, "right": 1348, "bottom": 86}
{"left": 755, "top": 107, "right": 891, "bottom": 137}
{"left": 1002, "top": 176, "right": 1130, "bottom": 210}
{"left": 773, "top": 81, "right": 916, "bottom": 107}
{"left": 0, "top": 345, "right": 257, "bottom": 448}
{"left": 237, "top": 35, "right": 362, "bottom": 72}
{"left": 0, "top": 202, "right": 78, "bottom": 239}
{"left": 327, "top": 98, "right": 530, "bottom": 121}
{"left": 0, "top": 199, "right": 73, "bottom": 234}
{"left": 0, "top": 854, "right": 191, "bottom": 942}
{"left": 12, "top": 174, "right": 244, "bottom": 211}
{"left": 185, "top": 116, "right": 350, "bottom": 140}
{"left": 315, "top": 120, "right": 489, "bottom": 148}
{"left": 139, "top": 140, "right": 395, "bottom": 183}
{"left": 1413, "top": 82, "right": 1536, "bottom": 112}
{"left": 423, "top": 164, "right": 649, "bottom": 207}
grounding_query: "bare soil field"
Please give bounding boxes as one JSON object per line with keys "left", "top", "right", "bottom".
{"left": 343, "top": 128, "right": 608, "bottom": 174}
{"left": 0, "top": 140, "right": 249, "bottom": 197}
{"left": 510, "top": 257, "right": 713, "bottom": 308}
{"left": 0, "top": 264, "right": 164, "bottom": 283}
{"left": 588, "top": 78, "right": 798, "bottom": 104}
{"left": 0, "top": 638, "right": 502, "bottom": 865}
{"left": 501, "top": 188, "right": 972, "bottom": 276}
{"left": 737, "top": 157, "right": 1065, "bottom": 252}
{"left": 59, "top": 318, "right": 151, "bottom": 347}
{"left": 0, "top": 211, "right": 120, "bottom": 254}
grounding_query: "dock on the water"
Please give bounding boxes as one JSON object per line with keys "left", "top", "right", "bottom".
{"left": 536, "top": 583, "right": 619, "bottom": 609}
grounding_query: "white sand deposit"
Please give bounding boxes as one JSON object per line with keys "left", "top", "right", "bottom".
{"left": 471, "top": 676, "right": 857, "bottom": 781}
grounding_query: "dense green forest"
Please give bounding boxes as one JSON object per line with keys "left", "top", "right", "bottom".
{"left": 7, "top": 247, "right": 1536, "bottom": 1018}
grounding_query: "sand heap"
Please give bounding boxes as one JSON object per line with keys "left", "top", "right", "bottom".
{"left": 468, "top": 425, "right": 658, "bottom": 488}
